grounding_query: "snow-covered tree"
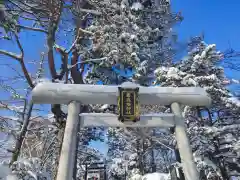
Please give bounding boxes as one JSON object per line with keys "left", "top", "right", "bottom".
{"left": 82, "top": 0, "right": 182, "bottom": 86}
{"left": 108, "top": 157, "right": 127, "bottom": 179}
{"left": 154, "top": 38, "right": 240, "bottom": 179}
{"left": 91, "top": 0, "right": 182, "bottom": 177}
{"left": 0, "top": 158, "right": 51, "bottom": 180}
{"left": 107, "top": 126, "right": 175, "bottom": 175}
{"left": 0, "top": 0, "right": 105, "bottom": 178}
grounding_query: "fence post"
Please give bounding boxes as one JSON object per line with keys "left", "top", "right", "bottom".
{"left": 171, "top": 102, "right": 199, "bottom": 180}
{"left": 56, "top": 101, "right": 81, "bottom": 180}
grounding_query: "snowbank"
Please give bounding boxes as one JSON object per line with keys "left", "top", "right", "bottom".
{"left": 142, "top": 173, "right": 169, "bottom": 180}
{"left": 0, "top": 164, "right": 18, "bottom": 180}
{"left": 0, "top": 164, "right": 11, "bottom": 179}
{"left": 129, "top": 172, "right": 169, "bottom": 180}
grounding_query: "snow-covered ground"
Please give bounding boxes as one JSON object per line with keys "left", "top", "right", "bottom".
{"left": 0, "top": 162, "right": 169, "bottom": 180}
{"left": 0, "top": 163, "right": 11, "bottom": 179}
{"left": 129, "top": 172, "right": 169, "bottom": 180}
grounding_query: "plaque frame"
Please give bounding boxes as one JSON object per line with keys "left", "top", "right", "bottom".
{"left": 118, "top": 87, "right": 140, "bottom": 123}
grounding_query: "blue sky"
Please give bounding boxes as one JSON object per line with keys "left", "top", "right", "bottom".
{"left": 172, "top": 0, "right": 240, "bottom": 80}
{"left": 0, "top": 0, "right": 240, "bottom": 155}
{"left": 173, "top": 0, "right": 240, "bottom": 50}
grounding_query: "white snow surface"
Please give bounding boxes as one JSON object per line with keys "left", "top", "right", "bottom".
{"left": 0, "top": 164, "right": 11, "bottom": 179}
{"left": 0, "top": 158, "right": 51, "bottom": 180}
{"left": 131, "top": 2, "right": 144, "bottom": 11}
{"left": 129, "top": 172, "right": 169, "bottom": 180}
{"left": 228, "top": 97, "right": 240, "bottom": 107}
{"left": 142, "top": 172, "right": 169, "bottom": 180}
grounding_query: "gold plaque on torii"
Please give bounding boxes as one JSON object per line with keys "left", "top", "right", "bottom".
{"left": 118, "top": 87, "right": 140, "bottom": 123}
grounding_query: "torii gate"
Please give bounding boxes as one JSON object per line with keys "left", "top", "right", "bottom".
{"left": 32, "top": 82, "right": 211, "bottom": 180}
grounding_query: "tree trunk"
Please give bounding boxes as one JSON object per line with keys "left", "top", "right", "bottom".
{"left": 72, "top": 118, "right": 80, "bottom": 179}
{"left": 170, "top": 127, "right": 185, "bottom": 180}
{"left": 151, "top": 129, "right": 156, "bottom": 173}
{"left": 53, "top": 127, "right": 65, "bottom": 180}
{"left": 10, "top": 101, "right": 34, "bottom": 165}
{"left": 170, "top": 165, "right": 179, "bottom": 180}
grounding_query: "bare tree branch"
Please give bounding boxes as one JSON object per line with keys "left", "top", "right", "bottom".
{"left": 7, "top": 0, "right": 47, "bottom": 27}
{"left": 68, "top": 57, "right": 107, "bottom": 69}
{"left": 10, "top": 100, "right": 34, "bottom": 164}
{"left": 47, "top": 1, "right": 63, "bottom": 79}
{"left": 66, "top": 27, "right": 94, "bottom": 54}
{"left": 0, "top": 32, "right": 34, "bottom": 88}
{"left": 0, "top": 50, "right": 21, "bottom": 61}
{"left": 65, "top": 3, "right": 102, "bottom": 16}
{"left": 13, "top": 32, "right": 35, "bottom": 88}
{"left": 14, "top": 32, "right": 23, "bottom": 57}
{"left": 16, "top": 24, "right": 48, "bottom": 33}
{"left": 18, "top": 15, "right": 48, "bottom": 22}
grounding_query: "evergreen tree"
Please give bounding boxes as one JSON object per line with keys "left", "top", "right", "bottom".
{"left": 79, "top": 0, "right": 183, "bottom": 177}
{"left": 154, "top": 38, "right": 240, "bottom": 179}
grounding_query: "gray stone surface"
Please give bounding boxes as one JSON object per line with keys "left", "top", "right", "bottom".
{"left": 79, "top": 113, "right": 175, "bottom": 127}
{"left": 32, "top": 82, "right": 211, "bottom": 106}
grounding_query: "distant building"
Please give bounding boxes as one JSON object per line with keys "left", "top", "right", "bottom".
{"left": 85, "top": 162, "right": 106, "bottom": 180}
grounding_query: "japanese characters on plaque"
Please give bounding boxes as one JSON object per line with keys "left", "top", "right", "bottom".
{"left": 118, "top": 87, "right": 140, "bottom": 123}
